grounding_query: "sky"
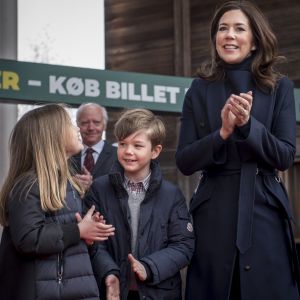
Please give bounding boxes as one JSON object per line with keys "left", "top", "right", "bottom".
{"left": 17, "top": 0, "right": 105, "bottom": 69}
{"left": 17, "top": 0, "right": 105, "bottom": 119}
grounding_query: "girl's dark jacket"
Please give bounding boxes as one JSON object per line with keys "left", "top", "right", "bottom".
{"left": 0, "top": 179, "right": 99, "bottom": 300}
{"left": 86, "top": 161, "right": 195, "bottom": 300}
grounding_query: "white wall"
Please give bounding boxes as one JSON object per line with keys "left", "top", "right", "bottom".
{"left": 0, "top": 0, "right": 18, "bottom": 236}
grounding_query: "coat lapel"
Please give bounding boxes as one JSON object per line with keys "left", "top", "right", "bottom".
{"left": 138, "top": 198, "right": 154, "bottom": 236}
{"left": 93, "top": 142, "right": 110, "bottom": 174}
{"left": 251, "top": 88, "right": 274, "bottom": 130}
{"left": 206, "top": 81, "right": 227, "bottom": 131}
{"left": 138, "top": 163, "right": 161, "bottom": 235}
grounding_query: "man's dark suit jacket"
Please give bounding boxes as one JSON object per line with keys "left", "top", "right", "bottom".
{"left": 71, "top": 141, "right": 117, "bottom": 179}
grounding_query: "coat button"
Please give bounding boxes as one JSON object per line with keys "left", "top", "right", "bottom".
{"left": 244, "top": 265, "right": 251, "bottom": 271}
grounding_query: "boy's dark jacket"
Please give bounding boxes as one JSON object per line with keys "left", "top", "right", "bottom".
{"left": 85, "top": 160, "right": 195, "bottom": 300}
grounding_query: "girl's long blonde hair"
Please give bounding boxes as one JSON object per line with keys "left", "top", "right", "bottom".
{"left": 0, "top": 104, "right": 83, "bottom": 226}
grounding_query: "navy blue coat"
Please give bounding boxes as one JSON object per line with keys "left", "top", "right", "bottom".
{"left": 176, "top": 75, "right": 300, "bottom": 300}
{"left": 0, "top": 180, "right": 99, "bottom": 300}
{"left": 85, "top": 161, "right": 195, "bottom": 300}
{"left": 71, "top": 141, "right": 117, "bottom": 179}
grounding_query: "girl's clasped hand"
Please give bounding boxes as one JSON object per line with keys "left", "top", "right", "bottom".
{"left": 76, "top": 205, "right": 115, "bottom": 244}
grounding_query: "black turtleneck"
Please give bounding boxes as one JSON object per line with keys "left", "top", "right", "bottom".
{"left": 224, "top": 55, "right": 254, "bottom": 96}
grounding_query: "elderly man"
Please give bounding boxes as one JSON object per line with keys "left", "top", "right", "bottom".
{"left": 72, "top": 103, "right": 117, "bottom": 190}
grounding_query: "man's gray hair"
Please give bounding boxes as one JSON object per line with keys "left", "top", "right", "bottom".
{"left": 76, "top": 103, "right": 108, "bottom": 125}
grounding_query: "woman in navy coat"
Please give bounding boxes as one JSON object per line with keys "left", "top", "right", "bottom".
{"left": 176, "top": 1, "right": 300, "bottom": 299}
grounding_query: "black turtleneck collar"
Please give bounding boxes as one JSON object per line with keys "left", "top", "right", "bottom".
{"left": 223, "top": 54, "right": 254, "bottom": 71}
{"left": 224, "top": 55, "right": 254, "bottom": 95}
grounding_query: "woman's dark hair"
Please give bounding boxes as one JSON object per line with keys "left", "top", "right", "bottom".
{"left": 198, "top": 0, "right": 285, "bottom": 91}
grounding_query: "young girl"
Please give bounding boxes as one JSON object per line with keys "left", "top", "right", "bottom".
{"left": 0, "top": 104, "right": 115, "bottom": 300}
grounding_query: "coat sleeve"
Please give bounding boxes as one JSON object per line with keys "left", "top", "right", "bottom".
{"left": 238, "top": 77, "right": 296, "bottom": 171}
{"left": 84, "top": 181, "right": 120, "bottom": 283}
{"left": 176, "top": 79, "right": 228, "bottom": 175}
{"left": 90, "top": 241, "right": 120, "bottom": 285}
{"left": 8, "top": 183, "right": 80, "bottom": 255}
{"left": 140, "top": 189, "right": 195, "bottom": 285}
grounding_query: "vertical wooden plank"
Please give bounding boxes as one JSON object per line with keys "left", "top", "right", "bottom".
{"left": 182, "top": 0, "right": 191, "bottom": 76}
{"left": 173, "top": 0, "right": 191, "bottom": 76}
{"left": 173, "top": 0, "right": 183, "bottom": 76}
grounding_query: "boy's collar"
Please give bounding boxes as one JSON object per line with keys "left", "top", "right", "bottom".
{"left": 124, "top": 172, "right": 151, "bottom": 190}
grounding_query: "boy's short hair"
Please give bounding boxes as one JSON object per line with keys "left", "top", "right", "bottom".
{"left": 114, "top": 109, "right": 166, "bottom": 147}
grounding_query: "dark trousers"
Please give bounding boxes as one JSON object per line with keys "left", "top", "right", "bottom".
{"left": 127, "top": 290, "right": 140, "bottom": 300}
{"left": 229, "top": 254, "right": 241, "bottom": 300}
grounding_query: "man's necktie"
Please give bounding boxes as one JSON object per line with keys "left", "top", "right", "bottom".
{"left": 83, "top": 148, "right": 94, "bottom": 173}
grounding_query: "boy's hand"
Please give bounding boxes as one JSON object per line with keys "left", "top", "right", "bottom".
{"left": 105, "top": 274, "right": 120, "bottom": 300}
{"left": 92, "top": 211, "right": 105, "bottom": 223}
{"left": 128, "top": 253, "right": 147, "bottom": 281}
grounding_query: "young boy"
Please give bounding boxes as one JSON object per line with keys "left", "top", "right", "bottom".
{"left": 86, "top": 108, "right": 194, "bottom": 300}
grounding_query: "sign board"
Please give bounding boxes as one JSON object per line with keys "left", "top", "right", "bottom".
{"left": 0, "top": 59, "right": 192, "bottom": 113}
{"left": 295, "top": 89, "right": 300, "bottom": 123}
{"left": 1, "top": 59, "right": 300, "bottom": 119}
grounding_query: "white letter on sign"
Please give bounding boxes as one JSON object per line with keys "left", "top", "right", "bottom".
{"left": 49, "top": 76, "right": 66, "bottom": 94}
{"left": 85, "top": 79, "right": 100, "bottom": 97}
{"left": 106, "top": 81, "right": 121, "bottom": 99}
